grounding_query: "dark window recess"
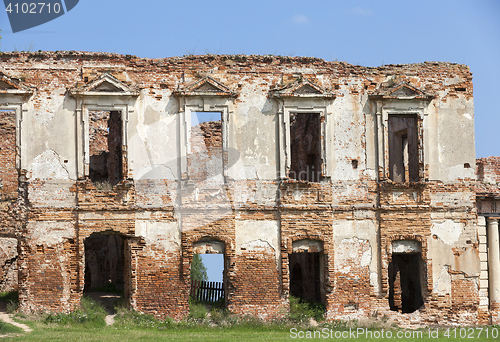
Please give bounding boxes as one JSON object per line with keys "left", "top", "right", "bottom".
{"left": 89, "top": 111, "right": 123, "bottom": 186}
{"left": 388, "top": 115, "right": 419, "bottom": 182}
{"left": 84, "top": 233, "right": 125, "bottom": 293}
{"left": 388, "top": 253, "right": 424, "bottom": 313}
{"left": 290, "top": 113, "right": 321, "bottom": 182}
{"left": 289, "top": 252, "right": 322, "bottom": 303}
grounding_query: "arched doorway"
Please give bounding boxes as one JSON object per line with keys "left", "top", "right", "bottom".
{"left": 190, "top": 238, "right": 226, "bottom": 305}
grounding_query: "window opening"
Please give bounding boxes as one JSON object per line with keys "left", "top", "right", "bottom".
{"left": 290, "top": 113, "right": 321, "bottom": 182}
{"left": 289, "top": 252, "right": 322, "bottom": 304}
{"left": 388, "top": 115, "right": 418, "bottom": 182}
{"left": 88, "top": 111, "right": 123, "bottom": 187}
{"left": 189, "top": 112, "right": 223, "bottom": 184}
{"left": 388, "top": 252, "right": 424, "bottom": 313}
{"left": 0, "top": 110, "right": 17, "bottom": 199}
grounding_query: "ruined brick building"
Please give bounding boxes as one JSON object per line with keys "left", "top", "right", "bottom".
{"left": 0, "top": 51, "right": 499, "bottom": 324}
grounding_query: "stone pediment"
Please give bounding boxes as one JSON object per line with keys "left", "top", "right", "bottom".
{"left": 70, "top": 73, "right": 139, "bottom": 96}
{"left": 371, "top": 82, "right": 434, "bottom": 100}
{"left": 270, "top": 78, "right": 334, "bottom": 98}
{"left": 174, "top": 76, "right": 237, "bottom": 97}
{"left": 0, "top": 72, "right": 34, "bottom": 95}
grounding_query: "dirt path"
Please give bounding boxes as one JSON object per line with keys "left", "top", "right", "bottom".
{"left": 0, "top": 301, "right": 32, "bottom": 333}
{"left": 85, "top": 292, "right": 121, "bottom": 326}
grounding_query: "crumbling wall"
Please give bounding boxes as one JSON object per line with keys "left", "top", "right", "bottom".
{"left": 0, "top": 238, "right": 18, "bottom": 292}
{"left": 0, "top": 52, "right": 483, "bottom": 325}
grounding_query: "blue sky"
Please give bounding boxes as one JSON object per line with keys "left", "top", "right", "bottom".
{"left": 1, "top": 0, "right": 499, "bottom": 281}
{"left": 1, "top": 0, "right": 498, "bottom": 157}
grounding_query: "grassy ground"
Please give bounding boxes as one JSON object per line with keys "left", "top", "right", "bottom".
{"left": 0, "top": 293, "right": 499, "bottom": 341}
{"left": 3, "top": 323, "right": 500, "bottom": 341}
{"left": 0, "top": 320, "right": 24, "bottom": 335}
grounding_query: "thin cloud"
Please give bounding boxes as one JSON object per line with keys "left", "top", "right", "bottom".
{"left": 293, "top": 15, "right": 309, "bottom": 24}
{"left": 351, "top": 7, "right": 373, "bottom": 16}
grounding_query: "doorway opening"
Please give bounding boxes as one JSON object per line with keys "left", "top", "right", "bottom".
{"left": 389, "top": 252, "right": 424, "bottom": 313}
{"left": 289, "top": 252, "right": 322, "bottom": 303}
{"left": 83, "top": 232, "right": 127, "bottom": 315}
{"left": 190, "top": 239, "right": 226, "bottom": 306}
{"left": 84, "top": 233, "right": 125, "bottom": 293}
{"left": 288, "top": 240, "right": 324, "bottom": 305}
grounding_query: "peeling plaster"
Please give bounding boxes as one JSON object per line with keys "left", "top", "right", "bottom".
{"left": 135, "top": 220, "right": 180, "bottom": 252}
{"left": 235, "top": 220, "right": 278, "bottom": 259}
{"left": 434, "top": 266, "right": 451, "bottom": 295}
{"left": 28, "top": 149, "right": 69, "bottom": 180}
{"left": 431, "top": 220, "right": 463, "bottom": 245}
{"left": 27, "top": 221, "right": 74, "bottom": 247}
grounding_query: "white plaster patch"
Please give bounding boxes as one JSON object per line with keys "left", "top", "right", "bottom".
{"left": 292, "top": 239, "right": 323, "bottom": 253}
{"left": 393, "top": 191, "right": 403, "bottom": 201}
{"left": 28, "top": 149, "right": 69, "bottom": 180}
{"left": 140, "top": 165, "right": 175, "bottom": 180}
{"left": 370, "top": 272, "right": 379, "bottom": 293}
{"left": 292, "top": 190, "right": 303, "bottom": 201}
{"left": 336, "top": 237, "right": 370, "bottom": 274}
{"left": 361, "top": 248, "right": 371, "bottom": 267}
{"left": 392, "top": 240, "right": 421, "bottom": 254}
{"left": 443, "top": 77, "right": 463, "bottom": 86}
{"left": 28, "top": 180, "right": 74, "bottom": 207}
{"left": 235, "top": 220, "right": 278, "bottom": 258}
{"left": 443, "top": 164, "right": 476, "bottom": 181}
{"left": 338, "top": 265, "right": 351, "bottom": 274}
{"left": 27, "top": 221, "right": 74, "bottom": 247}
{"left": 193, "top": 240, "right": 224, "bottom": 254}
{"left": 241, "top": 165, "right": 257, "bottom": 180}
{"left": 431, "top": 219, "right": 463, "bottom": 245}
{"left": 463, "top": 113, "right": 472, "bottom": 120}
{"left": 34, "top": 88, "right": 66, "bottom": 125}
{"left": 145, "top": 118, "right": 176, "bottom": 165}
{"left": 135, "top": 220, "right": 180, "bottom": 252}
{"left": 240, "top": 239, "right": 273, "bottom": 252}
{"left": 434, "top": 266, "right": 451, "bottom": 295}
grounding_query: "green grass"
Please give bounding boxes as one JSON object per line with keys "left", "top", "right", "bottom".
{"left": 288, "top": 296, "right": 325, "bottom": 322}
{"left": 1, "top": 296, "right": 499, "bottom": 341}
{"left": 3, "top": 322, "right": 500, "bottom": 341}
{"left": 43, "top": 296, "right": 106, "bottom": 328}
{"left": 0, "top": 320, "right": 24, "bottom": 335}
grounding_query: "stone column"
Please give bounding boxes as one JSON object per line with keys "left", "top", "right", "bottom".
{"left": 488, "top": 218, "right": 500, "bottom": 319}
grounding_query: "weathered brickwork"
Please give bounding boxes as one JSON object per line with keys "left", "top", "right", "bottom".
{"left": 0, "top": 51, "right": 495, "bottom": 325}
